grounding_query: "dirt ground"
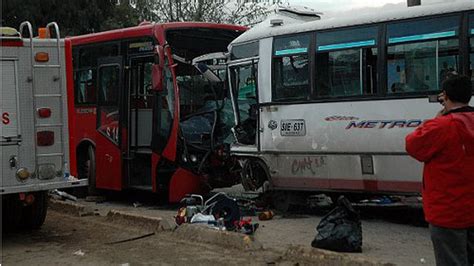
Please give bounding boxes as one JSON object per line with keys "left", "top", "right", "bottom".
{"left": 1, "top": 188, "right": 434, "bottom": 266}
{"left": 1, "top": 210, "right": 300, "bottom": 265}
{"left": 37, "top": 191, "right": 434, "bottom": 266}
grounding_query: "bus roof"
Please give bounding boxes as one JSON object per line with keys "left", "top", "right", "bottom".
{"left": 231, "top": 1, "right": 473, "bottom": 46}
{"left": 68, "top": 22, "right": 247, "bottom": 46}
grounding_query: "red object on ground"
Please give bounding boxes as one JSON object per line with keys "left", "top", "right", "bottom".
{"left": 168, "top": 168, "right": 203, "bottom": 203}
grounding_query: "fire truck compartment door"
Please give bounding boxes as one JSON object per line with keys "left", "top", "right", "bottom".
{"left": 1, "top": 60, "right": 20, "bottom": 139}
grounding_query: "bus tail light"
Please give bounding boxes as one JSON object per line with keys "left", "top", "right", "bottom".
{"left": 37, "top": 108, "right": 51, "bottom": 118}
{"left": 37, "top": 131, "right": 54, "bottom": 146}
{"left": 35, "top": 52, "right": 49, "bottom": 62}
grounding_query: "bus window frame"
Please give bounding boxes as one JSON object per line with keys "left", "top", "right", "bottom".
{"left": 313, "top": 25, "right": 380, "bottom": 100}
{"left": 271, "top": 32, "right": 312, "bottom": 102}
{"left": 73, "top": 41, "right": 121, "bottom": 107}
{"left": 260, "top": 10, "right": 471, "bottom": 106}
{"left": 385, "top": 13, "right": 462, "bottom": 95}
{"left": 228, "top": 58, "right": 260, "bottom": 126}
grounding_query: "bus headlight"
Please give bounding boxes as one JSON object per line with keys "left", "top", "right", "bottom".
{"left": 16, "top": 168, "right": 31, "bottom": 181}
{"left": 38, "top": 164, "right": 56, "bottom": 180}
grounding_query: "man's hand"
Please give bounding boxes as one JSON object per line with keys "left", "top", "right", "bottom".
{"left": 436, "top": 92, "right": 447, "bottom": 117}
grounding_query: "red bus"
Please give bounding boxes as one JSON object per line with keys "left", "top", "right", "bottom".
{"left": 67, "top": 22, "right": 246, "bottom": 202}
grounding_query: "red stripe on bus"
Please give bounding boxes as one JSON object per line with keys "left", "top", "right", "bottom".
{"left": 0, "top": 40, "right": 23, "bottom": 47}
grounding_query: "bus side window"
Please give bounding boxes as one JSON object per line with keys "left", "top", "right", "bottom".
{"left": 75, "top": 69, "right": 96, "bottom": 105}
{"left": 386, "top": 16, "right": 460, "bottom": 94}
{"left": 315, "top": 27, "right": 378, "bottom": 99}
{"left": 272, "top": 34, "right": 311, "bottom": 101}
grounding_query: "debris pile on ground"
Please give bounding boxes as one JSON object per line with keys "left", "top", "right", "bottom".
{"left": 174, "top": 192, "right": 259, "bottom": 234}
{"left": 49, "top": 189, "right": 78, "bottom": 202}
{"left": 311, "top": 196, "right": 362, "bottom": 253}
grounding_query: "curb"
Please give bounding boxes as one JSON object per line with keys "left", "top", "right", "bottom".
{"left": 49, "top": 199, "right": 95, "bottom": 217}
{"left": 106, "top": 210, "right": 172, "bottom": 232}
{"left": 173, "top": 223, "right": 263, "bottom": 251}
{"left": 282, "top": 246, "right": 394, "bottom": 266}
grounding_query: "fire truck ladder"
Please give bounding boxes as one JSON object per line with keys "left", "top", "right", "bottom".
{"left": 19, "top": 21, "right": 67, "bottom": 177}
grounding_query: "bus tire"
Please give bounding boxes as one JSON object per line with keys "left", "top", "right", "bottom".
{"left": 86, "top": 145, "right": 98, "bottom": 195}
{"left": 3, "top": 195, "right": 23, "bottom": 230}
{"left": 22, "top": 191, "right": 48, "bottom": 230}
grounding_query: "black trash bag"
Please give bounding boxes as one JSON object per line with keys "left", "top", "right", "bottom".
{"left": 311, "top": 196, "right": 362, "bottom": 252}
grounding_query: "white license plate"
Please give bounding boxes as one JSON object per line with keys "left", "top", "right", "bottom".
{"left": 280, "top": 119, "right": 306, "bottom": 136}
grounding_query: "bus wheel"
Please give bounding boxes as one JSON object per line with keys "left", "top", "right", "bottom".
{"left": 86, "top": 146, "right": 97, "bottom": 195}
{"left": 3, "top": 195, "right": 23, "bottom": 230}
{"left": 241, "top": 159, "right": 268, "bottom": 191}
{"left": 78, "top": 145, "right": 97, "bottom": 196}
{"left": 21, "top": 191, "right": 48, "bottom": 229}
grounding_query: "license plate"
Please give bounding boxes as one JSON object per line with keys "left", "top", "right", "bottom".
{"left": 280, "top": 119, "right": 306, "bottom": 136}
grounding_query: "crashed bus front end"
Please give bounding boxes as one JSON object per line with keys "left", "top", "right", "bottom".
{"left": 70, "top": 23, "right": 246, "bottom": 203}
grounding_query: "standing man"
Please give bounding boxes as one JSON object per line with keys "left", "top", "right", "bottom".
{"left": 406, "top": 75, "right": 474, "bottom": 266}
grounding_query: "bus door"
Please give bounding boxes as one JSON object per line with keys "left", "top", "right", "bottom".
{"left": 95, "top": 57, "right": 123, "bottom": 190}
{"left": 126, "top": 56, "right": 154, "bottom": 190}
{"left": 229, "top": 60, "right": 259, "bottom": 150}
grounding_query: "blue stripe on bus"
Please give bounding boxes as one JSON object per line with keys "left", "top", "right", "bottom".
{"left": 275, "top": 48, "right": 308, "bottom": 56}
{"left": 317, "top": 40, "right": 376, "bottom": 51}
{"left": 388, "top": 31, "right": 456, "bottom": 44}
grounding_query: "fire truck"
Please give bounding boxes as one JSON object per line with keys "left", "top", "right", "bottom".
{"left": 1, "top": 22, "right": 87, "bottom": 229}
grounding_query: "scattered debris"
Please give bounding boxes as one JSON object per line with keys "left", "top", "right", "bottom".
{"left": 73, "top": 249, "right": 85, "bottom": 256}
{"left": 175, "top": 193, "right": 241, "bottom": 231}
{"left": 105, "top": 232, "right": 155, "bottom": 245}
{"left": 258, "top": 210, "right": 274, "bottom": 221}
{"left": 420, "top": 258, "right": 426, "bottom": 264}
{"left": 49, "top": 189, "right": 77, "bottom": 202}
{"left": 234, "top": 218, "right": 259, "bottom": 235}
{"left": 307, "top": 194, "right": 333, "bottom": 208}
{"left": 311, "top": 196, "right": 362, "bottom": 253}
{"left": 66, "top": 175, "right": 79, "bottom": 182}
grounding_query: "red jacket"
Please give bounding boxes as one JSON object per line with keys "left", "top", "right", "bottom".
{"left": 406, "top": 107, "right": 474, "bottom": 228}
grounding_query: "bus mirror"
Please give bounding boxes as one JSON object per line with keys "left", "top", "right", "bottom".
{"left": 152, "top": 45, "right": 165, "bottom": 91}
{"left": 152, "top": 64, "right": 163, "bottom": 92}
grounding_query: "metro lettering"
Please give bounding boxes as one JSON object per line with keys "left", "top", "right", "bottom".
{"left": 2, "top": 112, "right": 10, "bottom": 125}
{"left": 346, "top": 121, "right": 366, "bottom": 129}
{"left": 345, "top": 119, "right": 424, "bottom": 130}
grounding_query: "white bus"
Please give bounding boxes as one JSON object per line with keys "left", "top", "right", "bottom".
{"left": 225, "top": 2, "right": 474, "bottom": 207}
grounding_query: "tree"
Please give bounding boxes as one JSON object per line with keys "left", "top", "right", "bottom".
{"left": 1, "top": 0, "right": 287, "bottom": 37}
{"left": 1, "top": 0, "right": 136, "bottom": 37}
{"left": 137, "top": 0, "right": 286, "bottom": 26}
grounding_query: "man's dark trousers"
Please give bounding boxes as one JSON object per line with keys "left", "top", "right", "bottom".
{"left": 430, "top": 224, "right": 474, "bottom": 266}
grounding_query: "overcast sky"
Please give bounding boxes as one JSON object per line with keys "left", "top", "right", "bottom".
{"left": 286, "top": 0, "right": 454, "bottom": 12}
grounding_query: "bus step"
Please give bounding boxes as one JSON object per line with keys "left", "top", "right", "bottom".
{"left": 34, "top": 94, "right": 62, "bottom": 98}
{"left": 36, "top": 153, "right": 64, "bottom": 157}
{"left": 33, "top": 64, "right": 61, "bottom": 68}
